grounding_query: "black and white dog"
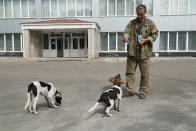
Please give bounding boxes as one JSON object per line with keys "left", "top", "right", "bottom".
{"left": 24, "top": 81, "right": 62, "bottom": 115}
{"left": 88, "top": 74, "right": 124, "bottom": 117}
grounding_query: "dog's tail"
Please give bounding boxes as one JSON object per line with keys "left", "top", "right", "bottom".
{"left": 24, "top": 92, "right": 31, "bottom": 111}
{"left": 88, "top": 102, "right": 100, "bottom": 112}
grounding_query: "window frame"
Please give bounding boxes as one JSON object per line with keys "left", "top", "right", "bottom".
{"left": 100, "top": 32, "right": 126, "bottom": 52}
{"left": 160, "top": 0, "right": 196, "bottom": 16}
{"left": 41, "top": 0, "right": 92, "bottom": 18}
{"left": 0, "top": 0, "right": 36, "bottom": 19}
{"left": 99, "top": 0, "right": 153, "bottom": 17}
{"left": 159, "top": 31, "right": 196, "bottom": 52}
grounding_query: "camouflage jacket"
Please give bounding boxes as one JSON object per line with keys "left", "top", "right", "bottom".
{"left": 123, "top": 17, "right": 158, "bottom": 59}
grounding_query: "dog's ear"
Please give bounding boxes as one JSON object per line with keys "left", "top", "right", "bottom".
{"left": 109, "top": 77, "right": 115, "bottom": 83}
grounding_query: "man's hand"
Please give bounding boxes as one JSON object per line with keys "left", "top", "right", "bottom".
{"left": 138, "top": 38, "right": 149, "bottom": 45}
{"left": 123, "top": 37, "right": 129, "bottom": 42}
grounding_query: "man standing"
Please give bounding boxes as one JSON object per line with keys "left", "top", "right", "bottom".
{"left": 123, "top": 5, "right": 158, "bottom": 99}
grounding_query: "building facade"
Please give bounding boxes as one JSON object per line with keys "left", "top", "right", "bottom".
{"left": 0, "top": 0, "right": 196, "bottom": 58}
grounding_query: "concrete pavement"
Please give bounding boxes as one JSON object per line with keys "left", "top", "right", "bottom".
{"left": 0, "top": 57, "right": 196, "bottom": 131}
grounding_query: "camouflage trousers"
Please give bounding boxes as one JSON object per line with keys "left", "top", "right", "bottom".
{"left": 125, "top": 56, "right": 149, "bottom": 94}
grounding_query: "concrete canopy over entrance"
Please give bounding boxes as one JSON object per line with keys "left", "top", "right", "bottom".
{"left": 21, "top": 19, "right": 100, "bottom": 59}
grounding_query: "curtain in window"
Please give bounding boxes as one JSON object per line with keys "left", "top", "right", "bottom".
{"left": 13, "top": 0, "right": 20, "bottom": 18}
{"left": 189, "top": 0, "right": 196, "bottom": 14}
{"left": 14, "top": 34, "right": 21, "bottom": 51}
{"left": 6, "top": 34, "right": 12, "bottom": 51}
{"left": 99, "top": 0, "right": 107, "bottom": 16}
{"left": 118, "top": 33, "right": 125, "bottom": 51}
{"left": 0, "top": 0, "right": 3, "bottom": 17}
{"left": 178, "top": 32, "right": 186, "bottom": 50}
{"left": 21, "top": 0, "right": 28, "bottom": 17}
{"left": 29, "top": 0, "right": 36, "bottom": 17}
{"left": 109, "top": 0, "right": 115, "bottom": 16}
{"left": 41, "top": 0, "right": 50, "bottom": 17}
{"left": 59, "top": 0, "right": 66, "bottom": 17}
{"left": 109, "top": 33, "right": 116, "bottom": 51}
{"left": 159, "top": 32, "right": 168, "bottom": 50}
{"left": 0, "top": 34, "right": 4, "bottom": 50}
{"left": 77, "top": 0, "right": 83, "bottom": 16}
{"left": 169, "top": 32, "right": 176, "bottom": 50}
{"left": 68, "top": 0, "right": 75, "bottom": 16}
{"left": 160, "top": 0, "right": 169, "bottom": 15}
{"left": 5, "top": 0, "right": 12, "bottom": 18}
{"left": 51, "top": 0, "right": 57, "bottom": 17}
{"left": 126, "top": 0, "right": 134, "bottom": 15}
{"left": 188, "top": 32, "right": 196, "bottom": 50}
{"left": 144, "top": 0, "right": 153, "bottom": 16}
{"left": 84, "top": 0, "right": 92, "bottom": 16}
{"left": 100, "top": 33, "right": 108, "bottom": 51}
{"left": 117, "top": 0, "right": 125, "bottom": 16}
{"left": 169, "top": 0, "right": 178, "bottom": 14}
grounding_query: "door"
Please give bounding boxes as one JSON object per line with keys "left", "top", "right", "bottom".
{"left": 57, "top": 38, "right": 63, "bottom": 57}
{"left": 70, "top": 37, "right": 87, "bottom": 57}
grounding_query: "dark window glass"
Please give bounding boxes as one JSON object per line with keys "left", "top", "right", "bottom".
{"left": 51, "top": 39, "right": 56, "bottom": 49}
{"left": 80, "top": 38, "right": 85, "bottom": 49}
{"left": 64, "top": 39, "right": 69, "bottom": 49}
{"left": 73, "top": 38, "right": 78, "bottom": 49}
{"left": 43, "top": 34, "right": 49, "bottom": 49}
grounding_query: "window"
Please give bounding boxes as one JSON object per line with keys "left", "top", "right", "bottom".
{"left": 51, "top": 39, "right": 56, "bottom": 49}
{"left": 68, "top": 0, "right": 75, "bottom": 16}
{"left": 169, "top": 0, "right": 178, "bottom": 15}
{"left": 21, "top": 0, "right": 28, "bottom": 17}
{"left": 188, "top": 32, "right": 196, "bottom": 50}
{"left": 100, "top": 33, "right": 108, "bottom": 51}
{"left": 99, "top": 0, "right": 107, "bottom": 16}
{"left": 117, "top": 0, "right": 125, "bottom": 16}
{"left": 51, "top": 0, "right": 58, "bottom": 17}
{"left": 118, "top": 33, "right": 125, "bottom": 51}
{"left": 84, "top": 0, "right": 92, "bottom": 16}
{"left": 43, "top": 34, "right": 49, "bottom": 49}
{"left": 14, "top": 34, "right": 21, "bottom": 51}
{"left": 13, "top": 0, "right": 20, "bottom": 18}
{"left": 80, "top": 38, "right": 85, "bottom": 49}
{"left": 179, "top": 0, "right": 188, "bottom": 14}
{"left": 109, "top": 33, "right": 116, "bottom": 51}
{"left": 73, "top": 38, "right": 78, "bottom": 49}
{"left": 178, "top": 32, "right": 186, "bottom": 50}
{"left": 6, "top": 34, "right": 12, "bottom": 51}
{"left": 161, "top": 0, "right": 196, "bottom": 15}
{"left": 5, "top": 0, "right": 12, "bottom": 18}
{"left": 126, "top": 0, "right": 134, "bottom": 16}
{"left": 42, "top": 0, "right": 50, "bottom": 17}
{"left": 77, "top": 0, "right": 83, "bottom": 16}
{"left": 0, "top": 34, "right": 4, "bottom": 51}
{"left": 169, "top": 32, "right": 177, "bottom": 50}
{"left": 160, "top": 0, "right": 169, "bottom": 15}
{"left": 29, "top": 0, "right": 36, "bottom": 17}
{"left": 160, "top": 31, "right": 196, "bottom": 51}
{"left": 59, "top": 0, "right": 66, "bottom": 17}
{"left": 189, "top": 0, "right": 196, "bottom": 14}
{"left": 144, "top": 0, "right": 153, "bottom": 16}
{"left": 100, "top": 0, "right": 153, "bottom": 16}
{"left": 109, "top": 0, "right": 115, "bottom": 16}
{"left": 0, "top": 0, "right": 3, "bottom": 18}
{"left": 159, "top": 32, "right": 168, "bottom": 51}
{"left": 64, "top": 39, "right": 69, "bottom": 49}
